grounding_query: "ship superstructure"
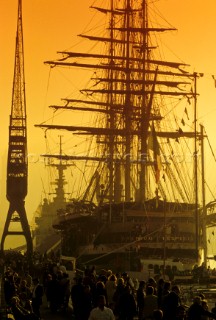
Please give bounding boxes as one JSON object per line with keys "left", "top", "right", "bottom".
{"left": 32, "top": 136, "right": 69, "bottom": 252}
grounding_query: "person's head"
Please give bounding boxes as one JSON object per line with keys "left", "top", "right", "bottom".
{"left": 33, "top": 277, "right": 39, "bottom": 285}
{"left": 107, "top": 269, "right": 112, "bottom": 277}
{"left": 11, "top": 296, "right": 20, "bottom": 306}
{"left": 109, "top": 274, "right": 117, "bottom": 282}
{"left": 194, "top": 296, "right": 202, "bottom": 305}
{"left": 202, "top": 299, "right": 208, "bottom": 310}
{"left": 158, "top": 278, "right": 164, "bottom": 287}
{"left": 117, "top": 277, "right": 125, "bottom": 286}
{"left": 153, "top": 309, "right": 163, "bottom": 320}
{"left": 20, "top": 279, "right": 27, "bottom": 287}
{"left": 125, "top": 285, "right": 131, "bottom": 293}
{"left": 172, "top": 285, "right": 180, "bottom": 295}
{"left": 198, "top": 293, "right": 205, "bottom": 300}
{"left": 47, "top": 274, "right": 52, "bottom": 281}
{"left": 57, "top": 270, "right": 63, "bottom": 279}
{"left": 122, "top": 272, "right": 128, "bottom": 280}
{"left": 163, "top": 281, "right": 171, "bottom": 291}
{"left": 139, "top": 280, "right": 146, "bottom": 288}
{"left": 84, "top": 285, "right": 91, "bottom": 293}
{"left": 96, "top": 280, "right": 105, "bottom": 289}
{"left": 13, "top": 272, "right": 19, "bottom": 280}
{"left": 148, "top": 277, "right": 156, "bottom": 287}
{"left": 146, "top": 285, "right": 154, "bottom": 295}
{"left": 97, "top": 295, "right": 106, "bottom": 309}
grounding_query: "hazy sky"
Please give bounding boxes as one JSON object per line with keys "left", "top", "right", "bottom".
{"left": 1, "top": 0, "right": 216, "bottom": 233}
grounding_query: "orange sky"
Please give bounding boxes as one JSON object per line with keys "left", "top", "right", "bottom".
{"left": 1, "top": 0, "right": 216, "bottom": 237}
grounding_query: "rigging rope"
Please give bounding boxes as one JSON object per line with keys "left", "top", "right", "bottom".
{"left": 206, "top": 129, "right": 216, "bottom": 162}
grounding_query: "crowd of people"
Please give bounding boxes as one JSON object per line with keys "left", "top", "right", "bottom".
{"left": 2, "top": 250, "right": 216, "bottom": 320}
{"left": 70, "top": 267, "right": 216, "bottom": 320}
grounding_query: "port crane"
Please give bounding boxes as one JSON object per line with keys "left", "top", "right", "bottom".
{"left": 1, "top": 0, "right": 33, "bottom": 256}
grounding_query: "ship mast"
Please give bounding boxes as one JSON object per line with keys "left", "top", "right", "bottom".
{"left": 194, "top": 72, "right": 199, "bottom": 262}
{"left": 35, "top": 0, "right": 196, "bottom": 207}
{"left": 107, "top": 0, "right": 115, "bottom": 204}
{"left": 139, "top": 0, "right": 151, "bottom": 202}
{"left": 124, "top": 0, "right": 132, "bottom": 202}
{"left": 1, "top": 0, "right": 33, "bottom": 256}
{"left": 200, "top": 125, "right": 207, "bottom": 266}
{"left": 48, "top": 135, "right": 68, "bottom": 206}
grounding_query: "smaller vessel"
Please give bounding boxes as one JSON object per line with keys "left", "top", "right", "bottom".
{"left": 32, "top": 137, "right": 69, "bottom": 253}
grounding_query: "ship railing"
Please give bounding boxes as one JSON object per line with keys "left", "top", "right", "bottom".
{"left": 206, "top": 200, "right": 216, "bottom": 216}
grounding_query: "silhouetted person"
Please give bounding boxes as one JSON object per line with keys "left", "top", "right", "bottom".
{"left": 92, "top": 281, "right": 107, "bottom": 308}
{"left": 137, "top": 280, "right": 146, "bottom": 320}
{"left": 162, "top": 285, "right": 181, "bottom": 320}
{"left": 71, "top": 277, "right": 84, "bottom": 320}
{"left": 188, "top": 296, "right": 216, "bottom": 320}
{"left": 118, "top": 285, "right": 137, "bottom": 320}
{"left": 105, "top": 274, "right": 117, "bottom": 308}
{"left": 176, "top": 305, "right": 186, "bottom": 320}
{"left": 88, "top": 295, "right": 115, "bottom": 320}
{"left": 31, "top": 278, "right": 43, "bottom": 319}
{"left": 143, "top": 285, "right": 158, "bottom": 319}
{"left": 212, "top": 302, "right": 216, "bottom": 314}
{"left": 80, "top": 285, "right": 93, "bottom": 320}
{"left": 4, "top": 273, "right": 17, "bottom": 305}
{"left": 157, "top": 278, "right": 164, "bottom": 309}
{"left": 113, "top": 277, "right": 125, "bottom": 316}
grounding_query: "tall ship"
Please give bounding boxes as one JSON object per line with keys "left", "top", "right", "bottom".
{"left": 36, "top": 0, "right": 209, "bottom": 272}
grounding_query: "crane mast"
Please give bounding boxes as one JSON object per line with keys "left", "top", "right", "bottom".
{"left": 1, "top": 0, "right": 33, "bottom": 256}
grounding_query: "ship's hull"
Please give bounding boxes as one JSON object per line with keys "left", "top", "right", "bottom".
{"left": 32, "top": 199, "right": 67, "bottom": 253}
{"left": 53, "top": 199, "right": 203, "bottom": 273}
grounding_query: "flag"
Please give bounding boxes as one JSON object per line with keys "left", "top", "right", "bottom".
{"left": 212, "top": 75, "right": 216, "bottom": 88}
{"left": 184, "top": 107, "right": 189, "bottom": 120}
{"left": 187, "top": 96, "right": 191, "bottom": 105}
{"left": 181, "top": 118, "right": 185, "bottom": 126}
{"left": 148, "top": 124, "right": 162, "bottom": 183}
